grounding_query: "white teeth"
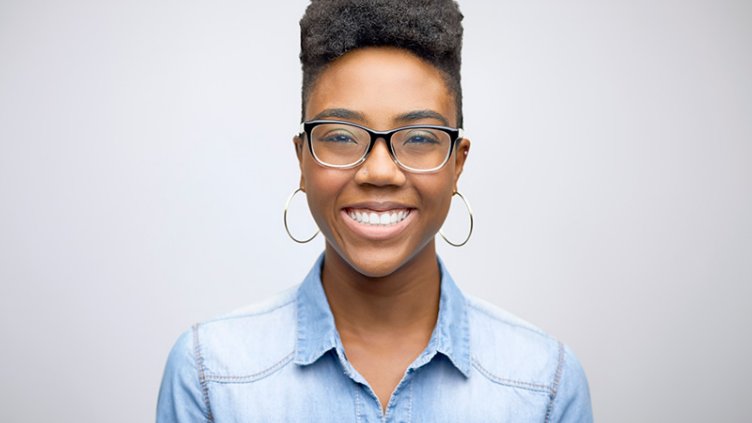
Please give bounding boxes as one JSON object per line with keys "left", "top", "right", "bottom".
{"left": 347, "top": 209, "right": 410, "bottom": 226}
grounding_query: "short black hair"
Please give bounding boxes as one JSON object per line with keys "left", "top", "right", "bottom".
{"left": 299, "top": 0, "right": 464, "bottom": 127}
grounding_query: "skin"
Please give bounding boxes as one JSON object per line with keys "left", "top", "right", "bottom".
{"left": 294, "top": 47, "right": 471, "bottom": 412}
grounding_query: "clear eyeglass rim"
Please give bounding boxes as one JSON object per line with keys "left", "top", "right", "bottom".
{"left": 298, "top": 119, "right": 464, "bottom": 174}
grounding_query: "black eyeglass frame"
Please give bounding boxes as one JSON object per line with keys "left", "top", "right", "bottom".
{"left": 299, "top": 120, "right": 464, "bottom": 173}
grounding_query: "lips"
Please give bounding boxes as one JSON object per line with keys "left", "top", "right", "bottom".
{"left": 345, "top": 208, "right": 411, "bottom": 226}
{"left": 340, "top": 204, "right": 416, "bottom": 240}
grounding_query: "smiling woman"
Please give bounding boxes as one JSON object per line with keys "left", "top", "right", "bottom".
{"left": 299, "top": 47, "right": 466, "bottom": 279}
{"left": 157, "top": 1, "right": 592, "bottom": 421}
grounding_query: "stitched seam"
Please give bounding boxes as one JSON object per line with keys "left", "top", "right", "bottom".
{"left": 202, "top": 297, "right": 297, "bottom": 324}
{"left": 192, "top": 324, "right": 214, "bottom": 423}
{"left": 466, "top": 302, "right": 551, "bottom": 339}
{"left": 383, "top": 371, "right": 407, "bottom": 422}
{"left": 354, "top": 385, "right": 363, "bottom": 422}
{"left": 407, "top": 378, "right": 413, "bottom": 422}
{"left": 544, "top": 342, "right": 566, "bottom": 423}
{"left": 471, "top": 357, "right": 551, "bottom": 393}
{"left": 204, "top": 351, "right": 294, "bottom": 383}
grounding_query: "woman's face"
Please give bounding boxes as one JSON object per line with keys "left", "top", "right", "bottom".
{"left": 296, "top": 47, "right": 470, "bottom": 278}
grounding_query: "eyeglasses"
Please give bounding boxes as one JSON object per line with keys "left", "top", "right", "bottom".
{"left": 299, "top": 120, "right": 463, "bottom": 173}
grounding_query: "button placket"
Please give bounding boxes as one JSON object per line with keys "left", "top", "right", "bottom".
{"left": 383, "top": 367, "right": 416, "bottom": 423}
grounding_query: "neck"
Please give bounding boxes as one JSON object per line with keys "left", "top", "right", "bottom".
{"left": 321, "top": 242, "right": 441, "bottom": 339}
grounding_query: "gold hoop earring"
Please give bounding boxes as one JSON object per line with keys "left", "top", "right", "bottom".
{"left": 283, "top": 188, "right": 320, "bottom": 244}
{"left": 439, "top": 191, "right": 473, "bottom": 247}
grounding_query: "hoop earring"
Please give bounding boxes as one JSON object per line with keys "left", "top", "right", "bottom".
{"left": 283, "top": 188, "right": 320, "bottom": 243}
{"left": 439, "top": 191, "right": 474, "bottom": 247}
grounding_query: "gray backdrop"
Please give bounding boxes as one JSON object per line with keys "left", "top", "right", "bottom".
{"left": 1, "top": 0, "right": 750, "bottom": 422}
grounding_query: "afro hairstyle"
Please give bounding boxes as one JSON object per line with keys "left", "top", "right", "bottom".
{"left": 299, "top": 0, "right": 464, "bottom": 127}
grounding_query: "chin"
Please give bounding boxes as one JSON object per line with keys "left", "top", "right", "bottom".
{"left": 345, "top": 249, "right": 405, "bottom": 278}
{"left": 333, "top": 239, "right": 433, "bottom": 280}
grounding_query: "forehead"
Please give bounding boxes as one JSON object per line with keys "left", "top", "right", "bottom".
{"left": 305, "top": 47, "right": 457, "bottom": 128}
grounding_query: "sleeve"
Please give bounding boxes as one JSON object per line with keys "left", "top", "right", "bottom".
{"left": 156, "top": 327, "right": 212, "bottom": 423}
{"left": 548, "top": 344, "right": 593, "bottom": 423}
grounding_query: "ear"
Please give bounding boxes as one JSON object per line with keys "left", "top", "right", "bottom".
{"left": 452, "top": 137, "right": 471, "bottom": 192}
{"left": 293, "top": 135, "right": 306, "bottom": 189}
{"left": 293, "top": 134, "right": 304, "bottom": 163}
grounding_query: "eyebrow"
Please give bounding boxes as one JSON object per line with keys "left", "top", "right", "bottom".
{"left": 311, "top": 108, "right": 452, "bottom": 127}
{"left": 394, "top": 110, "right": 451, "bottom": 127}
{"left": 311, "top": 108, "right": 367, "bottom": 121}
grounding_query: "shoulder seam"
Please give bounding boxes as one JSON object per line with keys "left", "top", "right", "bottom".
{"left": 471, "top": 357, "right": 552, "bottom": 394}
{"left": 204, "top": 351, "right": 295, "bottom": 383}
{"left": 544, "top": 341, "right": 566, "bottom": 423}
{"left": 202, "top": 296, "right": 297, "bottom": 325}
{"left": 466, "top": 301, "right": 551, "bottom": 339}
{"left": 192, "top": 324, "right": 214, "bottom": 423}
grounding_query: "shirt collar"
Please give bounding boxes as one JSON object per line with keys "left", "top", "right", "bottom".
{"left": 294, "top": 253, "right": 471, "bottom": 378}
{"left": 294, "top": 254, "right": 338, "bottom": 366}
{"left": 431, "top": 256, "right": 471, "bottom": 377}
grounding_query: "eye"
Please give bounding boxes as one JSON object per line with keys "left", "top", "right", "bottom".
{"left": 318, "top": 131, "right": 358, "bottom": 144}
{"left": 403, "top": 131, "right": 440, "bottom": 145}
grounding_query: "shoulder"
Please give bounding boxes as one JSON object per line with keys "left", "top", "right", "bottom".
{"left": 465, "top": 295, "right": 589, "bottom": 401}
{"left": 464, "top": 294, "right": 592, "bottom": 421}
{"left": 157, "top": 286, "right": 301, "bottom": 421}
{"left": 180, "top": 285, "right": 300, "bottom": 381}
{"left": 465, "top": 294, "right": 558, "bottom": 367}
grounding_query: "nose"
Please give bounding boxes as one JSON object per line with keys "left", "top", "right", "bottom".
{"left": 353, "top": 137, "right": 406, "bottom": 187}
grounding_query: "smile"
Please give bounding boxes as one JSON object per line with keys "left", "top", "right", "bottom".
{"left": 345, "top": 208, "right": 411, "bottom": 226}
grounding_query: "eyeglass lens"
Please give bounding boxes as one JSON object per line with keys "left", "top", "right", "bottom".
{"left": 310, "top": 123, "right": 452, "bottom": 170}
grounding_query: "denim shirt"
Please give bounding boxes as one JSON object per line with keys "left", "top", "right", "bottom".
{"left": 157, "top": 256, "right": 593, "bottom": 422}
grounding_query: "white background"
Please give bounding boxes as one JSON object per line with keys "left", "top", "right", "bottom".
{"left": 1, "top": 0, "right": 750, "bottom": 421}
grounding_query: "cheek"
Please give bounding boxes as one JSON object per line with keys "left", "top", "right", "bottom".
{"left": 301, "top": 157, "right": 350, "bottom": 223}
{"left": 414, "top": 174, "right": 455, "bottom": 224}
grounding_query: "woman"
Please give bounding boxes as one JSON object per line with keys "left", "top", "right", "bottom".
{"left": 157, "top": 0, "right": 593, "bottom": 421}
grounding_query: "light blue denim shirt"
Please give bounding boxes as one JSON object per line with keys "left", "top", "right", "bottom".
{"left": 157, "top": 255, "right": 592, "bottom": 422}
